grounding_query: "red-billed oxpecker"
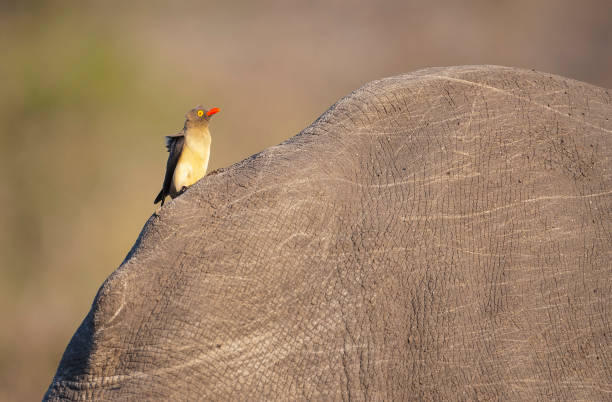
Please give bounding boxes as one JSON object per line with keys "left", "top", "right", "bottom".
{"left": 154, "top": 106, "right": 220, "bottom": 206}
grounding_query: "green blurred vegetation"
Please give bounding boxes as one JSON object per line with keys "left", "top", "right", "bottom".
{"left": 1, "top": 1, "right": 611, "bottom": 400}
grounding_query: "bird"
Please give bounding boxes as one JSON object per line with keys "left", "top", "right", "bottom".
{"left": 154, "top": 105, "right": 220, "bottom": 206}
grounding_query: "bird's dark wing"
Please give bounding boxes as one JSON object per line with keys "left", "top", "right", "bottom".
{"left": 154, "top": 134, "right": 185, "bottom": 205}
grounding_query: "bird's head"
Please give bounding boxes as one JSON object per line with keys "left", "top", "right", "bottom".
{"left": 184, "top": 105, "right": 220, "bottom": 129}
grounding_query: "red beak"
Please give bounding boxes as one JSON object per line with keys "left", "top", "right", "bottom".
{"left": 206, "top": 107, "right": 220, "bottom": 117}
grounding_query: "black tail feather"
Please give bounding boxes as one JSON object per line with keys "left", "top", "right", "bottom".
{"left": 154, "top": 190, "right": 165, "bottom": 206}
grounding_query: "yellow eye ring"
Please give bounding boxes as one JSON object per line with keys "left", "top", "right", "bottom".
{"left": 197, "top": 110, "right": 204, "bottom": 117}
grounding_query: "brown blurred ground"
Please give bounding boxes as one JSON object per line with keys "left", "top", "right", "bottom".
{"left": 0, "top": 0, "right": 610, "bottom": 400}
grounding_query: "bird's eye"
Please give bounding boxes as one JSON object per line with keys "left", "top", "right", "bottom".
{"left": 197, "top": 110, "right": 204, "bottom": 117}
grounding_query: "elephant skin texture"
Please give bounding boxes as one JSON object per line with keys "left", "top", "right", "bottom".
{"left": 45, "top": 66, "right": 612, "bottom": 401}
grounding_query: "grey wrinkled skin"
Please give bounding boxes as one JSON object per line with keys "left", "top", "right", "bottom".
{"left": 45, "top": 66, "right": 611, "bottom": 401}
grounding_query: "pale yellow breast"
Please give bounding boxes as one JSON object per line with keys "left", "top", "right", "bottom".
{"left": 171, "top": 128, "right": 211, "bottom": 195}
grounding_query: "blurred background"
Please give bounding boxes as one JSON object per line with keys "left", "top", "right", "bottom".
{"left": 1, "top": 0, "right": 610, "bottom": 399}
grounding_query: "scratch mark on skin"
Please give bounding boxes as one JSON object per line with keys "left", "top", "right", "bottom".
{"left": 431, "top": 75, "right": 612, "bottom": 134}
{"left": 202, "top": 274, "right": 260, "bottom": 283}
{"left": 319, "top": 172, "right": 482, "bottom": 189}
{"left": 522, "top": 190, "right": 612, "bottom": 202}
{"left": 275, "top": 232, "right": 310, "bottom": 249}
{"left": 588, "top": 99, "right": 611, "bottom": 107}
{"left": 463, "top": 91, "right": 479, "bottom": 137}
{"left": 443, "top": 245, "right": 535, "bottom": 258}
{"left": 304, "top": 344, "right": 369, "bottom": 355}
{"left": 400, "top": 190, "right": 612, "bottom": 221}
{"left": 107, "top": 303, "right": 124, "bottom": 324}
{"left": 101, "top": 296, "right": 125, "bottom": 329}
{"left": 452, "top": 150, "right": 474, "bottom": 158}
